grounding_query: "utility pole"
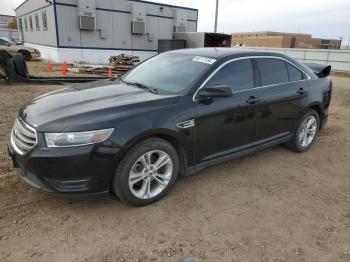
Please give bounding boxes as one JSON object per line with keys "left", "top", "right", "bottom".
{"left": 339, "top": 36, "right": 343, "bottom": 48}
{"left": 214, "top": 0, "right": 219, "bottom": 33}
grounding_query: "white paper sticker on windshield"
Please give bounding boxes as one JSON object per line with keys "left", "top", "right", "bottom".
{"left": 192, "top": 56, "right": 216, "bottom": 65}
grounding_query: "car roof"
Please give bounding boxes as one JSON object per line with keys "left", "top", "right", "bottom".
{"left": 167, "top": 47, "right": 285, "bottom": 59}
{"left": 166, "top": 47, "right": 317, "bottom": 79}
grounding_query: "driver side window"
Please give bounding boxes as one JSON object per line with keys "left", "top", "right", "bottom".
{"left": 206, "top": 59, "right": 254, "bottom": 92}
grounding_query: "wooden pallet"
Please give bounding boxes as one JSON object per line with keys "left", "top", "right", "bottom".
{"left": 109, "top": 54, "right": 140, "bottom": 66}
{"left": 85, "top": 68, "right": 124, "bottom": 76}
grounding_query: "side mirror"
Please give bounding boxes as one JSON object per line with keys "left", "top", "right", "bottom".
{"left": 197, "top": 85, "right": 233, "bottom": 100}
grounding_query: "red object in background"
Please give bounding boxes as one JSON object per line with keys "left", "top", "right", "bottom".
{"left": 108, "top": 68, "right": 113, "bottom": 78}
{"left": 47, "top": 61, "right": 53, "bottom": 73}
{"left": 62, "top": 61, "right": 67, "bottom": 77}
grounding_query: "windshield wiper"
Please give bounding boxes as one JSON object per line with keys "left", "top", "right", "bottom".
{"left": 122, "top": 80, "right": 159, "bottom": 94}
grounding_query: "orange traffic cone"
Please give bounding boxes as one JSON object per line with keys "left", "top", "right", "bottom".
{"left": 108, "top": 68, "right": 113, "bottom": 78}
{"left": 47, "top": 60, "right": 52, "bottom": 73}
{"left": 62, "top": 61, "right": 67, "bottom": 77}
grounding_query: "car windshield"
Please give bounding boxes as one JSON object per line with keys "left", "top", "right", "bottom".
{"left": 121, "top": 53, "right": 215, "bottom": 94}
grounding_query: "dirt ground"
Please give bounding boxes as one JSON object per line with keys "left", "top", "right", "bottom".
{"left": 0, "top": 76, "right": 350, "bottom": 262}
{"left": 26, "top": 58, "right": 103, "bottom": 77}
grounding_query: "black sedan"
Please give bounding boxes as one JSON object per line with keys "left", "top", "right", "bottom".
{"left": 8, "top": 48, "right": 332, "bottom": 206}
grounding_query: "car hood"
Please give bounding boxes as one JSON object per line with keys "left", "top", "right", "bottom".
{"left": 19, "top": 80, "right": 179, "bottom": 132}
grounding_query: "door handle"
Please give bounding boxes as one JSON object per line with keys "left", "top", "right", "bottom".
{"left": 246, "top": 96, "right": 260, "bottom": 105}
{"left": 296, "top": 88, "right": 306, "bottom": 95}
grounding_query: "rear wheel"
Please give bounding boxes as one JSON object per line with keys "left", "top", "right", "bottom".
{"left": 18, "top": 50, "right": 31, "bottom": 61}
{"left": 0, "top": 65, "right": 6, "bottom": 79}
{"left": 112, "top": 138, "right": 179, "bottom": 206}
{"left": 286, "top": 109, "right": 320, "bottom": 152}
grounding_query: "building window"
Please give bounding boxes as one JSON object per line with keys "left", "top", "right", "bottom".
{"left": 29, "top": 16, "right": 33, "bottom": 31}
{"left": 35, "top": 13, "right": 40, "bottom": 31}
{"left": 18, "top": 18, "right": 23, "bottom": 32}
{"left": 0, "top": 17, "right": 7, "bottom": 27}
{"left": 42, "top": 11, "right": 48, "bottom": 30}
{"left": 24, "top": 17, "right": 28, "bottom": 31}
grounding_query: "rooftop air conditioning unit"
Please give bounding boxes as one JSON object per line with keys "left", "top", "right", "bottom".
{"left": 78, "top": 0, "right": 96, "bottom": 30}
{"left": 131, "top": 3, "right": 146, "bottom": 35}
{"left": 132, "top": 21, "right": 146, "bottom": 34}
{"left": 174, "top": 24, "right": 187, "bottom": 33}
{"left": 79, "top": 16, "right": 96, "bottom": 30}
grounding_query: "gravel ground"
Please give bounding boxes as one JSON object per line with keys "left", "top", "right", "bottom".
{"left": 0, "top": 77, "right": 350, "bottom": 262}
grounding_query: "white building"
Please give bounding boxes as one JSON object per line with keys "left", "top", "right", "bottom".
{"left": 16, "top": 0, "right": 198, "bottom": 63}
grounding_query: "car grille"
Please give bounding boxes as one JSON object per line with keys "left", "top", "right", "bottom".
{"left": 11, "top": 118, "right": 37, "bottom": 155}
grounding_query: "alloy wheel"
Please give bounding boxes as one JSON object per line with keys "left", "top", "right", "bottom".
{"left": 299, "top": 115, "right": 317, "bottom": 147}
{"left": 128, "top": 150, "right": 173, "bottom": 199}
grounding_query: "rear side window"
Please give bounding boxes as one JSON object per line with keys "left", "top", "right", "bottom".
{"left": 206, "top": 59, "right": 254, "bottom": 92}
{"left": 257, "top": 58, "right": 289, "bottom": 86}
{"left": 287, "top": 63, "right": 305, "bottom": 81}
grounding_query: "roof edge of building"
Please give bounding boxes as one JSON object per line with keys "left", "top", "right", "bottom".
{"left": 15, "top": 0, "right": 198, "bottom": 12}
{"left": 0, "top": 13, "right": 15, "bottom": 17}
{"left": 232, "top": 31, "right": 312, "bottom": 38}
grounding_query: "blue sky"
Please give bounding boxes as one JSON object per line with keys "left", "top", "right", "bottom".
{"left": 2, "top": 0, "right": 349, "bottom": 45}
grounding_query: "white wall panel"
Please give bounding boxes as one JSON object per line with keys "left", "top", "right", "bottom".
{"left": 17, "top": 0, "right": 198, "bottom": 63}
{"left": 26, "top": 43, "right": 157, "bottom": 63}
{"left": 233, "top": 47, "right": 350, "bottom": 72}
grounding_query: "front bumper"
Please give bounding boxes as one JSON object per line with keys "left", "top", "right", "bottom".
{"left": 8, "top": 137, "right": 121, "bottom": 197}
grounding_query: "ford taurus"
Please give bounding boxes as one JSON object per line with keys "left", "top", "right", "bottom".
{"left": 8, "top": 48, "right": 332, "bottom": 206}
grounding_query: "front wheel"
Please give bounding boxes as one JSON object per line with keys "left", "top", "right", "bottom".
{"left": 286, "top": 109, "right": 320, "bottom": 152}
{"left": 112, "top": 138, "right": 179, "bottom": 206}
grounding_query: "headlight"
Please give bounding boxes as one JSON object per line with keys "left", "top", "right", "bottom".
{"left": 44, "top": 128, "right": 114, "bottom": 148}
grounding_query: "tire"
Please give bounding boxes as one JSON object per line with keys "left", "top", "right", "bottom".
{"left": 19, "top": 50, "right": 31, "bottom": 61}
{"left": 286, "top": 109, "right": 320, "bottom": 152}
{"left": 0, "top": 65, "right": 7, "bottom": 78}
{"left": 112, "top": 138, "right": 179, "bottom": 206}
{"left": 12, "top": 53, "right": 29, "bottom": 79}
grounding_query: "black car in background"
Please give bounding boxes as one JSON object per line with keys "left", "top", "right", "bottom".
{"left": 8, "top": 48, "right": 332, "bottom": 206}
